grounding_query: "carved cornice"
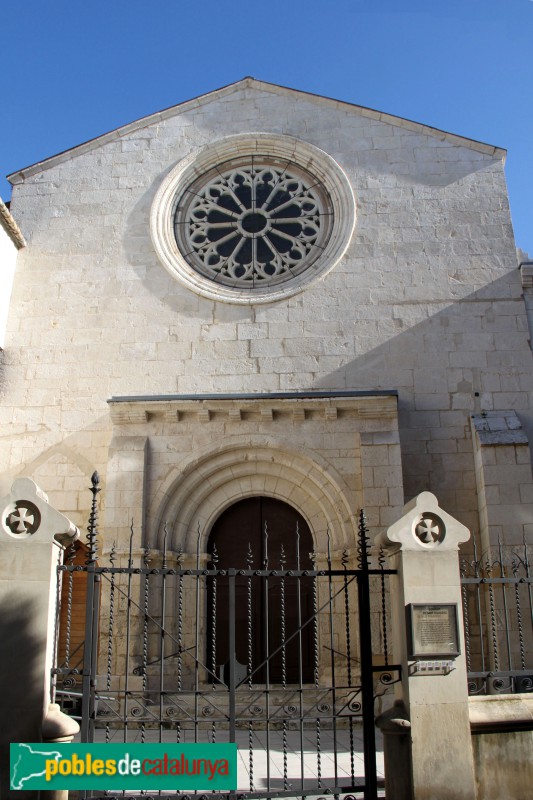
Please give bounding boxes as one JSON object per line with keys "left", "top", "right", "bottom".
{"left": 108, "top": 392, "right": 398, "bottom": 426}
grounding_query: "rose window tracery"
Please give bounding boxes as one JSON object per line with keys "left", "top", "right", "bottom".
{"left": 150, "top": 134, "right": 356, "bottom": 303}
{"left": 173, "top": 157, "right": 333, "bottom": 288}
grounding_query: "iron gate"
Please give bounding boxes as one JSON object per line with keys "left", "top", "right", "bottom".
{"left": 54, "top": 474, "right": 399, "bottom": 800}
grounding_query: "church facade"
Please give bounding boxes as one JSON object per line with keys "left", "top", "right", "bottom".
{"left": 1, "top": 77, "right": 532, "bottom": 566}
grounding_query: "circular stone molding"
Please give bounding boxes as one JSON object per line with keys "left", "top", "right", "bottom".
{"left": 150, "top": 134, "right": 356, "bottom": 304}
{"left": 2, "top": 500, "right": 41, "bottom": 538}
{"left": 413, "top": 512, "right": 446, "bottom": 547}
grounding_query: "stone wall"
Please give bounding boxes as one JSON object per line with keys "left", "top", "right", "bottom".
{"left": 470, "top": 694, "right": 533, "bottom": 800}
{"left": 0, "top": 198, "right": 25, "bottom": 351}
{"left": 105, "top": 393, "right": 401, "bottom": 552}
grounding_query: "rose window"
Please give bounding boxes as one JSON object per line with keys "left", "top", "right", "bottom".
{"left": 173, "top": 157, "right": 334, "bottom": 288}
{"left": 150, "top": 134, "right": 356, "bottom": 304}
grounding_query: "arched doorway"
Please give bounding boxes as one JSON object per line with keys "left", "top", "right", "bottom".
{"left": 207, "top": 496, "right": 314, "bottom": 683}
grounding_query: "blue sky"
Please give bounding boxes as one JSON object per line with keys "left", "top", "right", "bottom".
{"left": 2, "top": 0, "right": 532, "bottom": 253}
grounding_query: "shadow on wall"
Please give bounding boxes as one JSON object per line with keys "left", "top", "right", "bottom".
{"left": 0, "top": 349, "right": 5, "bottom": 393}
{"left": 119, "top": 112, "right": 502, "bottom": 325}
{"left": 0, "top": 418, "right": 109, "bottom": 530}
{"left": 311, "top": 271, "right": 533, "bottom": 525}
{"left": 0, "top": 598, "right": 45, "bottom": 800}
{"left": 118, "top": 199, "right": 533, "bottom": 536}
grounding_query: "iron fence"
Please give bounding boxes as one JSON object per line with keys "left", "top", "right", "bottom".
{"left": 461, "top": 537, "right": 533, "bottom": 695}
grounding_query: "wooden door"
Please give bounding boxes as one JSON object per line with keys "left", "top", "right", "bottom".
{"left": 207, "top": 497, "right": 313, "bottom": 683}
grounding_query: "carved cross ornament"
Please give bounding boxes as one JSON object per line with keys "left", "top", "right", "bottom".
{"left": 4, "top": 501, "right": 41, "bottom": 536}
{"left": 414, "top": 513, "right": 446, "bottom": 546}
{"left": 380, "top": 491, "right": 470, "bottom": 552}
{"left": 0, "top": 477, "right": 79, "bottom": 544}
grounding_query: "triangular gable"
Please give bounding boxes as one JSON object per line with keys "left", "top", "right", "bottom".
{"left": 7, "top": 77, "right": 505, "bottom": 184}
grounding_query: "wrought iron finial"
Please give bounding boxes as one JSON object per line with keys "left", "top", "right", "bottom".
{"left": 378, "top": 544, "right": 389, "bottom": 666}
{"left": 128, "top": 520, "right": 134, "bottom": 568}
{"left": 246, "top": 542, "right": 253, "bottom": 569}
{"left": 143, "top": 547, "right": 151, "bottom": 569}
{"left": 65, "top": 536, "right": 77, "bottom": 566}
{"left": 86, "top": 471, "right": 100, "bottom": 565}
{"left": 162, "top": 524, "right": 169, "bottom": 570}
{"left": 341, "top": 549, "right": 349, "bottom": 569}
{"left": 211, "top": 543, "right": 219, "bottom": 569}
{"left": 461, "top": 557, "right": 469, "bottom": 579}
{"left": 109, "top": 541, "right": 117, "bottom": 568}
{"left": 357, "top": 509, "right": 370, "bottom": 570}
{"left": 196, "top": 522, "right": 201, "bottom": 569}
{"left": 498, "top": 534, "right": 505, "bottom": 572}
{"left": 280, "top": 543, "right": 286, "bottom": 570}
{"left": 263, "top": 520, "right": 269, "bottom": 570}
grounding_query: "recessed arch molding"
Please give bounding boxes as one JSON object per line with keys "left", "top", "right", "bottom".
{"left": 148, "top": 441, "right": 358, "bottom": 555}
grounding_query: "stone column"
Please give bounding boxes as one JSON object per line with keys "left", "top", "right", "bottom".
{"left": 377, "top": 491, "right": 477, "bottom": 800}
{"left": 105, "top": 432, "right": 148, "bottom": 550}
{"left": 0, "top": 478, "right": 80, "bottom": 800}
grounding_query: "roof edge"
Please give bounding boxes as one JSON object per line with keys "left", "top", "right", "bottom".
{"left": 8, "top": 77, "right": 506, "bottom": 184}
{"left": 254, "top": 79, "right": 506, "bottom": 160}
{"left": 0, "top": 198, "right": 26, "bottom": 248}
{"left": 8, "top": 78, "right": 255, "bottom": 184}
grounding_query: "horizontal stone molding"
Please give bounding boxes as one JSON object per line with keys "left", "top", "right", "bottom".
{"left": 108, "top": 393, "right": 398, "bottom": 426}
{"left": 469, "top": 694, "right": 533, "bottom": 733}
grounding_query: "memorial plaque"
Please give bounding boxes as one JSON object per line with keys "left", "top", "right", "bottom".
{"left": 407, "top": 604, "right": 460, "bottom": 658}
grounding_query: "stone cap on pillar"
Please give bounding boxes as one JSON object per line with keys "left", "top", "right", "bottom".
{"left": 0, "top": 477, "right": 80, "bottom": 545}
{"left": 378, "top": 491, "right": 470, "bottom": 552}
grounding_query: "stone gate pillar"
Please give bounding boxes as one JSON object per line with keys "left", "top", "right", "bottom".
{"left": 377, "top": 491, "right": 477, "bottom": 800}
{"left": 0, "top": 478, "right": 79, "bottom": 800}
